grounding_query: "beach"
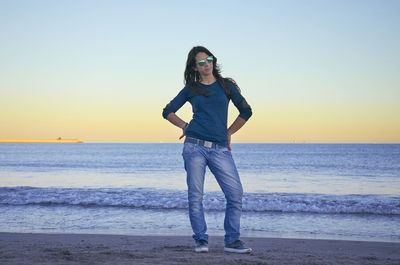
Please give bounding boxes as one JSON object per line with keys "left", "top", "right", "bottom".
{"left": 1, "top": 232, "right": 399, "bottom": 265}
{"left": 1, "top": 143, "right": 399, "bottom": 264}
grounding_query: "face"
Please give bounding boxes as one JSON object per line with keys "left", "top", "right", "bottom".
{"left": 194, "top": 52, "right": 214, "bottom": 77}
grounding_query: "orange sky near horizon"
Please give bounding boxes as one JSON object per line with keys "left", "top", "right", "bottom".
{"left": 1, "top": 98, "right": 399, "bottom": 143}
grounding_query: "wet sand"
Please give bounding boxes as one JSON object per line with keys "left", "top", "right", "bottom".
{"left": 0, "top": 232, "right": 399, "bottom": 265}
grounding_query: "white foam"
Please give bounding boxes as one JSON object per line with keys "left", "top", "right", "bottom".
{"left": 1, "top": 187, "right": 399, "bottom": 215}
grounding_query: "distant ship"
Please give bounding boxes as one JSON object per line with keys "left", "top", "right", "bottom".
{"left": 0, "top": 138, "right": 83, "bottom": 143}
{"left": 292, "top": 140, "right": 307, "bottom": 144}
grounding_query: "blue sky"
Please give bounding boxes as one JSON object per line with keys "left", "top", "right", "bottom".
{"left": 1, "top": 0, "right": 399, "bottom": 142}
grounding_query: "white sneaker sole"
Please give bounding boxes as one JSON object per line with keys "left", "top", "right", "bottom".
{"left": 224, "top": 247, "right": 253, "bottom": 254}
{"left": 195, "top": 247, "right": 209, "bottom": 253}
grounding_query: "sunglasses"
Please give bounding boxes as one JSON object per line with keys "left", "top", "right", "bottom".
{"left": 197, "top": 56, "right": 213, "bottom": 66}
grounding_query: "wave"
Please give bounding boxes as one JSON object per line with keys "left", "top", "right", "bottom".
{"left": 0, "top": 187, "right": 399, "bottom": 215}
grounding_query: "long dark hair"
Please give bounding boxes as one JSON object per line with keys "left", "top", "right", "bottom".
{"left": 184, "top": 46, "right": 240, "bottom": 97}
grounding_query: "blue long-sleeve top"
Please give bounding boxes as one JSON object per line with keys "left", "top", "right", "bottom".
{"left": 162, "top": 81, "right": 252, "bottom": 146}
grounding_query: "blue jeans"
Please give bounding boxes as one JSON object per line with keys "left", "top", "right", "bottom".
{"left": 182, "top": 142, "right": 243, "bottom": 245}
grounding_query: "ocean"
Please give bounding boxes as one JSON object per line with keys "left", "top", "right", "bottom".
{"left": 0, "top": 143, "right": 399, "bottom": 242}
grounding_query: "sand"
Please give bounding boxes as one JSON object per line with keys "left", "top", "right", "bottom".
{"left": 0, "top": 232, "right": 399, "bottom": 265}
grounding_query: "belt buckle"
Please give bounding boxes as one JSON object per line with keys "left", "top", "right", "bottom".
{"left": 204, "top": 141, "right": 213, "bottom": 148}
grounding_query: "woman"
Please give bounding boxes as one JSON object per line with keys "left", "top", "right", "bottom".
{"left": 162, "top": 46, "right": 252, "bottom": 254}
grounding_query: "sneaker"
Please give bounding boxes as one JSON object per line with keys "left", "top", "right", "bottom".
{"left": 224, "top": 240, "right": 252, "bottom": 254}
{"left": 195, "top": 239, "right": 209, "bottom": 253}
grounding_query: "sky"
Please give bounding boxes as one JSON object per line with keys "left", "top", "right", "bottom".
{"left": 0, "top": 0, "right": 399, "bottom": 143}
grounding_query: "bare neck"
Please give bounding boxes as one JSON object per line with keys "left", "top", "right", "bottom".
{"left": 200, "top": 75, "right": 216, "bottom": 85}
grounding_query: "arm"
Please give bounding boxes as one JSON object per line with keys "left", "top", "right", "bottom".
{"left": 162, "top": 87, "right": 190, "bottom": 139}
{"left": 166, "top": 112, "right": 189, "bottom": 139}
{"left": 227, "top": 83, "right": 253, "bottom": 150}
{"left": 227, "top": 117, "right": 247, "bottom": 150}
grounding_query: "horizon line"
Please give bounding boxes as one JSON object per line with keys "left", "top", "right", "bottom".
{"left": 1, "top": 139, "right": 399, "bottom": 144}
{"left": 2, "top": 141, "right": 398, "bottom": 144}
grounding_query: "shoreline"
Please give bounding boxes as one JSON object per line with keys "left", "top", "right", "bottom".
{"left": 1, "top": 232, "right": 399, "bottom": 264}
